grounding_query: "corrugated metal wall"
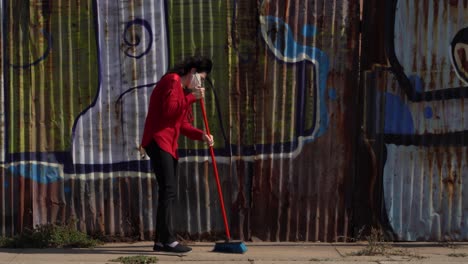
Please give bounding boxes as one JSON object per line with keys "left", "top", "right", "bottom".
{"left": 361, "top": 0, "right": 468, "bottom": 241}
{"left": 4, "top": 0, "right": 468, "bottom": 243}
{"left": 6, "top": 0, "right": 468, "bottom": 244}
{"left": 0, "top": 0, "right": 360, "bottom": 242}
{"left": 0, "top": 0, "right": 361, "bottom": 242}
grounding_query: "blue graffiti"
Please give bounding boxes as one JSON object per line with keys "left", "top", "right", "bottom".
{"left": 261, "top": 16, "right": 330, "bottom": 139}
{"left": 328, "top": 88, "right": 338, "bottom": 101}
{"left": 409, "top": 75, "right": 424, "bottom": 93}
{"left": 63, "top": 186, "right": 71, "bottom": 193}
{"left": 7, "top": 164, "right": 62, "bottom": 184}
{"left": 9, "top": 29, "right": 52, "bottom": 69}
{"left": 424, "top": 106, "right": 433, "bottom": 119}
{"left": 384, "top": 93, "right": 415, "bottom": 135}
{"left": 123, "top": 18, "right": 153, "bottom": 59}
{"left": 301, "top": 24, "right": 317, "bottom": 37}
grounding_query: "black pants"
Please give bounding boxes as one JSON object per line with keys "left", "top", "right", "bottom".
{"left": 144, "top": 140, "right": 177, "bottom": 244}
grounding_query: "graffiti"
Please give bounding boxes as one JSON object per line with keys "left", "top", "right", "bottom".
{"left": 386, "top": 1, "right": 468, "bottom": 102}
{"left": 382, "top": 144, "right": 468, "bottom": 241}
{"left": 1, "top": 0, "right": 335, "bottom": 173}
{"left": 7, "top": 1, "right": 52, "bottom": 69}
{"left": 381, "top": 92, "right": 414, "bottom": 135}
{"left": 259, "top": 14, "right": 330, "bottom": 141}
{"left": 71, "top": 0, "right": 168, "bottom": 166}
{"left": 7, "top": 162, "right": 62, "bottom": 184}
{"left": 451, "top": 27, "right": 468, "bottom": 84}
{"left": 9, "top": 29, "right": 52, "bottom": 69}
{"left": 122, "top": 18, "right": 154, "bottom": 59}
{"left": 383, "top": 0, "right": 468, "bottom": 144}
{"left": 4, "top": 0, "right": 99, "bottom": 155}
{"left": 0, "top": 0, "right": 359, "bottom": 241}
{"left": 379, "top": 0, "right": 468, "bottom": 240}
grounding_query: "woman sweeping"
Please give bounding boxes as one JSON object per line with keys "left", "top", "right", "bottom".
{"left": 141, "top": 56, "right": 214, "bottom": 253}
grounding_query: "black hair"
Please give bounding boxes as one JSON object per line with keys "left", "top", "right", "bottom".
{"left": 167, "top": 55, "right": 213, "bottom": 76}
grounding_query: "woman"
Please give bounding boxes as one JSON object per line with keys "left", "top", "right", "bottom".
{"left": 141, "top": 56, "right": 214, "bottom": 253}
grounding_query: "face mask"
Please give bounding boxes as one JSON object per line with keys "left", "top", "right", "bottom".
{"left": 189, "top": 73, "right": 202, "bottom": 88}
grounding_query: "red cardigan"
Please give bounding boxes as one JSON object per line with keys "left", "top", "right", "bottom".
{"left": 141, "top": 73, "right": 204, "bottom": 159}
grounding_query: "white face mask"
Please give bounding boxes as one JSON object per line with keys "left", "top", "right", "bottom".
{"left": 189, "top": 73, "right": 202, "bottom": 88}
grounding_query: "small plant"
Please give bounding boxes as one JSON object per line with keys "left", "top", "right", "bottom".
{"left": 350, "top": 227, "right": 388, "bottom": 256}
{"left": 0, "top": 236, "right": 15, "bottom": 248}
{"left": 110, "top": 256, "right": 158, "bottom": 264}
{"left": 348, "top": 227, "right": 424, "bottom": 260}
{"left": 0, "top": 220, "right": 101, "bottom": 248}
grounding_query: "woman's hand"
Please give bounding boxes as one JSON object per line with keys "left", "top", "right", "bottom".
{"left": 191, "top": 86, "right": 205, "bottom": 100}
{"left": 203, "top": 132, "right": 214, "bottom": 146}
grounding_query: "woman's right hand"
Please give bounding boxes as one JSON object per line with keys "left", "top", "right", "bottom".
{"left": 203, "top": 132, "right": 214, "bottom": 146}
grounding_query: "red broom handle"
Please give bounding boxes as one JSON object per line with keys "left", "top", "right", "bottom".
{"left": 199, "top": 99, "right": 231, "bottom": 240}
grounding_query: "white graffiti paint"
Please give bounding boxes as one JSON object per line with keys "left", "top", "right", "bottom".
{"left": 72, "top": 1, "right": 168, "bottom": 165}
{"left": 384, "top": 144, "right": 468, "bottom": 241}
{"left": 394, "top": 0, "right": 468, "bottom": 91}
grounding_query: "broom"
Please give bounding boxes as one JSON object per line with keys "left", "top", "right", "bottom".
{"left": 199, "top": 97, "right": 248, "bottom": 254}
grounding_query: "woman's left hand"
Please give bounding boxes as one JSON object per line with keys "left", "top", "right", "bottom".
{"left": 192, "top": 87, "right": 205, "bottom": 100}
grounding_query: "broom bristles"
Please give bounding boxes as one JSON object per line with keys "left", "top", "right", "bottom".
{"left": 213, "top": 241, "right": 248, "bottom": 254}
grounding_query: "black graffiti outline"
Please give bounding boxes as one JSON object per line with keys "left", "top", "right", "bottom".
{"left": 122, "top": 18, "right": 153, "bottom": 59}
{"left": 383, "top": 0, "right": 468, "bottom": 146}
{"left": 8, "top": 29, "right": 52, "bottom": 69}
{"left": 385, "top": 0, "right": 468, "bottom": 103}
{"left": 451, "top": 27, "right": 468, "bottom": 84}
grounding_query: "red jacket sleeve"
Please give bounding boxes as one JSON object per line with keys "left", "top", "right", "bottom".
{"left": 160, "top": 79, "right": 187, "bottom": 119}
{"left": 185, "top": 92, "right": 197, "bottom": 104}
{"left": 181, "top": 108, "right": 204, "bottom": 141}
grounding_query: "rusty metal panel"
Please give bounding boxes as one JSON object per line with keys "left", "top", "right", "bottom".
{"left": 393, "top": 0, "right": 467, "bottom": 95}
{"left": 0, "top": 0, "right": 361, "bottom": 242}
{"left": 228, "top": 0, "right": 360, "bottom": 242}
{"left": 362, "top": 0, "right": 468, "bottom": 241}
{"left": 384, "top": 144, "right": 468, "bottom": 240}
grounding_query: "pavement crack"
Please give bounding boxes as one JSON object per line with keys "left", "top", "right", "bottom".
{"left": 331, "top": 243, "right": 345, "bottom": 258}
{"left": 7, "top": 250, "right": 23, "bottom": 264}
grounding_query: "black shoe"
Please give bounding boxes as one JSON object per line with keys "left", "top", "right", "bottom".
{"left": 163, "top": 243, "right": 192, "bottom": 253}
{"left": 153, "top": 243, "right": 164, "bottom": 251}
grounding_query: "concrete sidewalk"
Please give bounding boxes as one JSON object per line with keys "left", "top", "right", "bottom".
{"left": 1, "top": 241, "right": 468, "bottom": 263}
